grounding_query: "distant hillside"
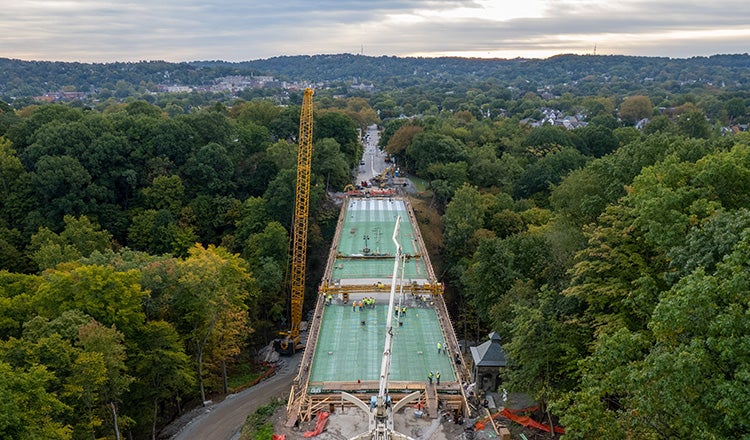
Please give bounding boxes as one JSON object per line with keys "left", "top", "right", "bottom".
{"left": 2, "top": 53, "right": 750, "bottom": 100}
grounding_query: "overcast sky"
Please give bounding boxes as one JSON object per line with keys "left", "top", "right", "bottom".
{"left": 2, "top": 0, "right": 748, "bottom": 63}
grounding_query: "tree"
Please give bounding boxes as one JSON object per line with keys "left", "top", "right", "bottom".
{"left": 523, "top": 125, "right": 574, "bottom": 151}
{"left": 514, "top": 148, "right": 588, "bottom": 199}
{"left": 234, "top": 197, "right": 270, "bottom": 245}
{"left": 643, "top": 114, "right": 677, "bottom": 135}
{"left": 168, "top": 245, "right": 254, "bottom": 403}
{"left": 315, "top": 111, "right": 361, "bottom": 167}
{"left": 21, "top": 118, "right": 93, "bottom": 168}
{"left": 77, "top": 320, "right": 133, "bottom": 440}
{"left": 464, "top": 144, "right": 506, "bottom": 188}
{"left": 0, "top": 137, "right": 35, "bottom": 230}
{"left": 265, "top": 140, "right": 297, "bottom": 171}
{"left": 311, "top": 138, "right": 350, "bottom": 190}
{"left": 619, "top": 95, "right": 653, "bottom": 125}
{"left": 379, "top": 118, "right": 410, "bottom": 148}
{"left": 31, "top": 155, "right": 93, "bottom": 223}
{"left": 235, "top": 120, "right": 271, "bottom": 155}
{"left": 725, "top": 97, "right": 746, "bottom": 122}
{"left": 575, "top": 124, "right": 618, "bottom": 157}
{"left": 551, "top": 133, "right": 714, "bottom": 228}
{"left": 0, "top": 225, "right": 33, "bottom": 272}
{"left": 268, "top": 105, "right": 301, "bottom": 141}
{"left": 0, "top": 272, "right": 39, "bottom": 339}
{"left": 129, "top": 321, "right": 195, "bottom": 440}
{"left": 181, "top": 142, "right": 235, "bottom": 196}
{"left": 22, "top": 309, "right": 93, "bottom": 342}
{"left": 0, "top": 360, "right": 72, "bottom": 440}
{"left": 582, "top": 96, "right": 615, "bottom": 118}
{"left": 442, "top": 184, "right": 485, "bottom": 262}
{"left": 149, "top": 118, "right": 198, "bottom": 168}
{"left": 561, "top": 233, "right": 750, "bottom": 438}
{"left": 127, "top": 208, "right": 197, "bottom": 257}
{"left": 142, "top": 175, "right": 184, "bottom": 215}
{"left": 186, "top": 194, "right": 241, "bottom": 246}
{"left": 247, "top": 256, "right": 285, "bottom": 345}
{"left": 34, "top": 265, "right": 147, "bottom": 336}
{"left": 406, "top": 131, "right": 466, "bottom": 177}
{"left": 558, "top": 145, "right": 750, "bottom": 437}
{"left": 242, "top": 221, "right": 288, "bottom": 267}
{"left": 343, "top": 97, "right": 380, "bottom": 129}
{"left": 263, "top": 169, "right": 296, "bottom": 227}
{"left": 179, "top": 111, "right": 234, "bottom": 147}
{"left": 28, "top": 215, "right": 113, "bottom": 270}
{"left": 384, "top": 124, "right": 423, "bottom": 158}
{"left": 68, "top": 350, "right": 108, "bottom": 438}
{"left": 504, "top": 288, "right": 587, "bottom": 421}
{"left": 677, "top": 109, "right": 711, "bottom": 139}
{"left": 426, "top": 161, "right": 468, "bottom": 208}
{"left": 234, "top": 100, "right": 282, "bottom": 127}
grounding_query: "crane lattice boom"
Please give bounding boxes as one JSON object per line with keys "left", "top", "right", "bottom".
{"left": 290, "top": 87, "right": 314, "bottom": 341}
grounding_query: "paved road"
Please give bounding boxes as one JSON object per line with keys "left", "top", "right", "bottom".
{"left": 171, "top": 354, "right": 302, "bottom": 440}
{"left": 357, "top": 125, "right": 387, "bottom": 184}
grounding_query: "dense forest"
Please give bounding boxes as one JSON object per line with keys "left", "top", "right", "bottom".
{"left": 1, "top": 53, "right": 750, "bottom": 439}
{"left": 0, "top": 95, "right": 372, "bottom": 438}
{"left": 3, "top": 53, "right": 750, "bottom": 106}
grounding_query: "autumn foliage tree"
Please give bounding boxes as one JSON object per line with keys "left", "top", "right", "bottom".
{"left": 619, "top": 95, "right": 653, "bottom": 125}
{"left": 168, "top": 244, "right": 255, "bottom": 404}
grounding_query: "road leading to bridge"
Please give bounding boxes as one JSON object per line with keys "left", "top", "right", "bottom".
{"left": 357, "top": 124, "right": 386, "bottom": 184}
{"left": 171, "top": 353, "right": 301, "bottom": 440}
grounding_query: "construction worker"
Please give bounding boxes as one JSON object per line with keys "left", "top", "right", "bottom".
{"left": 401, "top": 306, "right": 407, "bottom": 315}
{"left": 436, "top": 371, "right": 441, "bottom": 385}
{"left": 326, "top": 294, "right": 332, "bottom": 305}
{"left": 437, "top": 341, "right": 442, "bottom": 354}
{"left": 428, "top": 371, "right": 433, "bottom": 384}
{"left": 353, "top": 301, "right": 356, "bottom": 312}
{"left": 358, "top": 300, "right": 363, "bottom": 311}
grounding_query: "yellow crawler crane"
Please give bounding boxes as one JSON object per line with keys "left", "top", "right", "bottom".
{"left": 276, "top": 87, "right": 314, "bottom": 355}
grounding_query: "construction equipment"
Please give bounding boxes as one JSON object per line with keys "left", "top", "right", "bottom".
{"left": 372, "top": 166, "right": 394, "bottom": 187}
{"left": 275, "top": 87, "right": 314, "bottom": 355}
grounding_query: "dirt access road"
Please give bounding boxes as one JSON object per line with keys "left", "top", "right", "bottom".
{"left": 171, "top": 353, "right": 301, "bottom": 440}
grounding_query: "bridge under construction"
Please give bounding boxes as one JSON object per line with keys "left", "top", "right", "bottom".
{"left": 285, "top": 195, "right": 472, "bottom": 434}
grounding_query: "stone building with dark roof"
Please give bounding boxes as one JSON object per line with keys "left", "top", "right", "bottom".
{"left": 470, "top": 332, "right": 507, "bottom": 391}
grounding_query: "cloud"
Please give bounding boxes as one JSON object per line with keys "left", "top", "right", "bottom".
{"left": 0, "top": 0, "right": 748, "bottom": 62}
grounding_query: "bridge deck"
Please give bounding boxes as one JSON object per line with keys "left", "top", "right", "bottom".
{"left": 288, "top": 196, "right": 470, "bottom": 425}
{"left": 331, "top": 198, "right": 429, "bottom": 282}
{"left": 310, "top": 302, "right": 455, "bottom": 385}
